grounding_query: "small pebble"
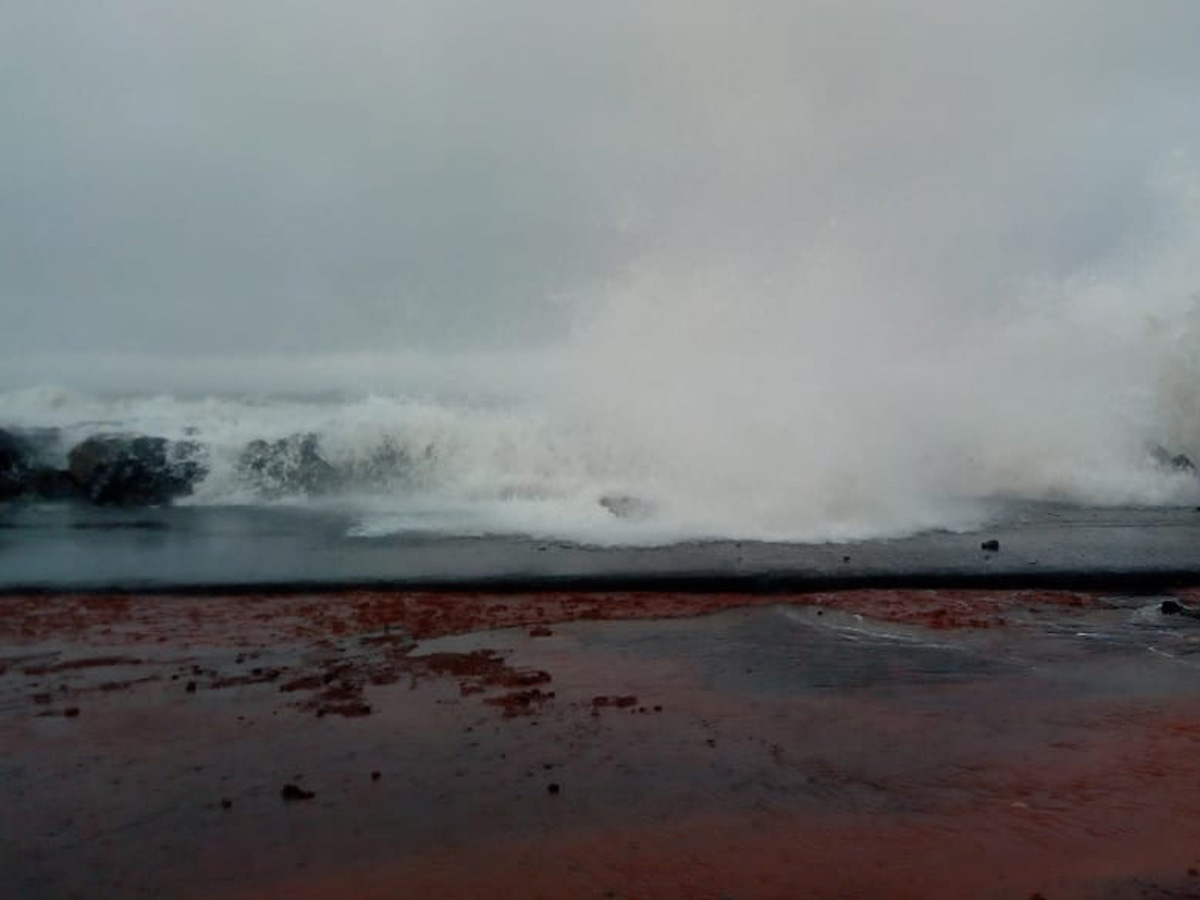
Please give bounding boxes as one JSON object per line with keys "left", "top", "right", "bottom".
{"left": 281, "top": 784, "right": 315, "bottom": 801}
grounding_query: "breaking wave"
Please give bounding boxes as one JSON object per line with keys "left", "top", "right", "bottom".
{"left": 5, "top": 2, "right": 1200, "bottom": 544}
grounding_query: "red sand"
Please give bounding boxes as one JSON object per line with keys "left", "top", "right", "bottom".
{"left": 0, "top": 587, "right": 1104, "bottom": 646}
{"left": 3, "top": 587, "right": 1200, "bottom": 899}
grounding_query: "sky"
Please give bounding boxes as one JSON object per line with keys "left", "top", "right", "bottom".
{"left": 2, "top": 1, "right": 1200, "bottom": 363}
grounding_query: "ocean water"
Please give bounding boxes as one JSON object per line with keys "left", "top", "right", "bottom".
{"left": 0, "top": 359, "right": 1197, "bottom": 549}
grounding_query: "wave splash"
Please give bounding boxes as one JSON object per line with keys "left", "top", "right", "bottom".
{"left": 5, "top": 3, "right": 1200, "bottom": 542}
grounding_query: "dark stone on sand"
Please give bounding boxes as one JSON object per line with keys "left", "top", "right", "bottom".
{"left": 592, "top": 695, "right": 637, "bottom": 709}
{"left": 1160, "top": 600, "right": 1200, "bottom": 619}
{"left": 547, "top": 783, "right": 561, "bottom": 795}
{"left": 68, "top": 434, "right": 207, "bottom": 505}
{"left": 63, "top": 707, "right": 79, "bottom": 718}
{"left": 280, "top": 783, "right": 315, "bottom": 801}
{"left": 981, "top": 539, "right": 1000, "bottom": 552}
{"left": 220, "top": 799, "right": 232, "bottom": 810}
{"left": 371, "top": 770, "right": 381, "bottom": 781}
{"left": 237, "top": 433, "right": 339, "bottom": 498}
{"left": 185, "top": 681, "right": 197, "bottom": 693}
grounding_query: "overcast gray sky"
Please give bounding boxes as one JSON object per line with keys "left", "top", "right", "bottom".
{"left": 3, "top": 0, "right": 1200, "bottom": 361}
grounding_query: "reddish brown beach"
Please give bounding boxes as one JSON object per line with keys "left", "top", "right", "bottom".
{"left": 5, "top": 587, "right": 1200, "bottom": 899}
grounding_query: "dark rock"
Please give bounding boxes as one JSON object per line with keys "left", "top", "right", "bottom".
{"left": 237, "top": 433, "right": 338, "bottom": 498}
{"left": 1161, "top": 600, "right": 1200, "bottom": 619}
{"left": 68, "top": 435, "right": 207, "bottom": 505}
{"left": 0, "top": 428, "right": 79, "bottom": 502}
{"left": 343, "top": 437, "right": 411, "bottom": 488}
{"left": 280, "top": 783, "right": 315, "bottom": 801}
{"left": 30, "top": 468, "right": 83, "bottom": 501}
{"left": 980, "top": 539, "right": 1000, "bottom": 552}
{"left": 1150, "top": 443, "right": 1197, "bottom": 473}
{"left": 0, "top": 429, "right": 31, "bottom": 501}
{"left": 599, "top": 494, "right": 654, "bottom": 520}
{"left": 547, "top": 783, "right": 560, "bottom": 795}
{"left": 0, "top": 428, "right": 37, "bottom": 500}
{"left": 220, "top": 799, "right": 232, "bottom": 810}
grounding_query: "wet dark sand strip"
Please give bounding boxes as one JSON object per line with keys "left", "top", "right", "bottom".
{"left": 4, "top": 588, "right": 1200, "bottom": 899}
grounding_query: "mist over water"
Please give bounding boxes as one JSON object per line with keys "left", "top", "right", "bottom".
{"left": 3, "top": 1, "right": 1200, "bottom": 542}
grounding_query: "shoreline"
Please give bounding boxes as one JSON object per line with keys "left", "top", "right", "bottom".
{"left": 6, "top": 566, "right": 1200, "bottom": 598}
{"left": 6, "top": 501, "right": 1200, "bottom": 597}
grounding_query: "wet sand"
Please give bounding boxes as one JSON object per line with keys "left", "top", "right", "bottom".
{"left": 5, "top": 587, "right": 1200, "bottom": 899}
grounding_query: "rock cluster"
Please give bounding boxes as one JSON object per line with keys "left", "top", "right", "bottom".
{"left": 0, "top": 427, "right": 207, "bottom": 507}
{"left": 68, "top": 435, "right": 207, "bottom": 505}
{"left": 1149, "top": 443, "right": 1196, "bottom": 473}
{"left": 0, "top": 426, "right": 368, "bottom": 507}
{"left": 236, "top": 433, "right": 338, "bottom": 498}
{"left": 1, "top": 428, "right": 83, "bottom": 502}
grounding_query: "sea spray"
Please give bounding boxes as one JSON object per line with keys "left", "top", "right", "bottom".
{"left": 3, "top": 1, "right": 1200, "bottom": 541}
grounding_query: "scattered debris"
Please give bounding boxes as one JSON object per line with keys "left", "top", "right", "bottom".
{"left": 591, "top": 695, "right": 637, "bottom": 710}
{"left": 485, "top": 688, "right": 554, "bottom": 718}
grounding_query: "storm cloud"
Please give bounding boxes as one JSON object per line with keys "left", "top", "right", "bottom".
{"left": 2, "top": 1, "right": 1200, "bottom": 366}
